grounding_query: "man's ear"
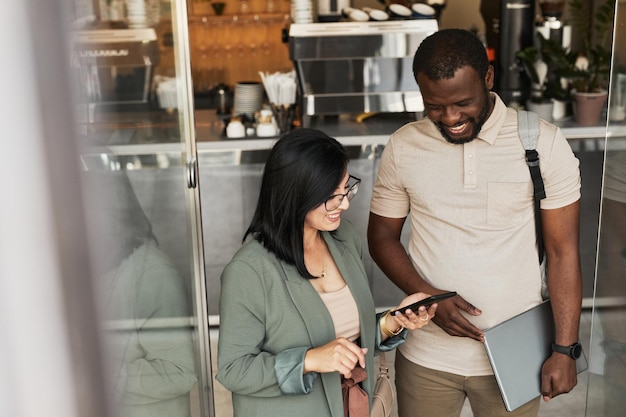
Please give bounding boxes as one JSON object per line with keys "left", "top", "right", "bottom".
{"left": 485, "top": 65, "right": 495, "bottom": 90}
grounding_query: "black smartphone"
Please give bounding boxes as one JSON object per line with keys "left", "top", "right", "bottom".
{"left": 390, "top": 291, "right": 457, "bottom": 315}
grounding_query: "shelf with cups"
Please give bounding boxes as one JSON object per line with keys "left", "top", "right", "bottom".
{"left": 188, "top": 12, "right": 290, "bottom": 24}
{"left": 189, "top": 0, "right": 291, "bottom": 17}
{"left": 188, "top": 11, "right": 293, "bottom": 93}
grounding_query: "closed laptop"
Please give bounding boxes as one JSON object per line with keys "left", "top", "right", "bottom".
{"left": 483, "top": 300, "right": 587, "bottom": 412}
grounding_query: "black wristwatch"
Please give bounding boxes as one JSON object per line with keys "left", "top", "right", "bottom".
{"left": 552, "top": 342, "right": 583, "bottom": 359}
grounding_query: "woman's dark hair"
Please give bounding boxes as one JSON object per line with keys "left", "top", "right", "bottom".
{"left": 244, "top": 128, "right": 349, "bottom": 279}
{"left": 413, "top": 29, "right": 489, "bottom": 85}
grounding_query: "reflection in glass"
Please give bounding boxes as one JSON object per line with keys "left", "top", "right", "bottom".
{"left": 69, "top": 0, "right": 210, "bottom": 415}
{"left": 592, "top": 147, "right": 626, "bottom": 416}
{"left": 83, "top": 171, "right": 197, "bottom": 417}
{"left": 590, "top": 2, "right": 626, "bottom": 412}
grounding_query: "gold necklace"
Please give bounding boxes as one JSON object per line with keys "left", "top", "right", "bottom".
{"left": 319, "top": 247, "right": 327, "bottom": 278}
{"left": 306, "top": 234, "right": 327, "bottom": 278}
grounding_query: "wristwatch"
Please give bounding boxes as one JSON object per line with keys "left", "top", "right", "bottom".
{"left": 552, "top": 342, "right": 583, "bottom": 359}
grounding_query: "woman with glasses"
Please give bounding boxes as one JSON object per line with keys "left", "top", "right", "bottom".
{"left": 216, "top": 128, "right": 437, "bottom": 417}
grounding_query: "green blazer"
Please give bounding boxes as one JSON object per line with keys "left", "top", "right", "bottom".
{"left": 216, "top": 220, "right": 406, "bottom": 417}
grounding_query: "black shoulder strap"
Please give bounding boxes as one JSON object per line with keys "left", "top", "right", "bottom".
{"left": 518, "top": 110, "right": 546, "bottom": 264}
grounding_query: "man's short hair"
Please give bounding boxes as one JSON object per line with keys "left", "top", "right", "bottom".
{"left": 413, "top": 29, "right": 490, "bottom": 83}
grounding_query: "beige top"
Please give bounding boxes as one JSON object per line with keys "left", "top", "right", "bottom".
{"left": 318, "top": 284, "right": 361, "bottom": 342}
{"left": 370, "top": 93, "right": 581, "bottom": 376}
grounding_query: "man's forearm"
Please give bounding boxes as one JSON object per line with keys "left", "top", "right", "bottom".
{"left": 370, "top": 240, "right": 433, "bottom": 295}
{"left": 548, "top": 255, "right": 583, "bottom": 345}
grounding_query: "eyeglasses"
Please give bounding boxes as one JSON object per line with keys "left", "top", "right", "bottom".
{"left": 323, "top": 175, "right": 361, "bottom": 211}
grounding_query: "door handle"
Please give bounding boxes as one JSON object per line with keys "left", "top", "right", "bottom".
{"left": 186, "top": 156, "right": 197, "bottom": 189}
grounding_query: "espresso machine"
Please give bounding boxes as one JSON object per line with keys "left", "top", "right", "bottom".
{"left": 289, "top": 19, "right": 438, "bottom": 125}
{"left": 481, "top": 0, "right": 535, "bottom": 107}
{"left": 71, "top": 28, "right": 159, "bottom": 116}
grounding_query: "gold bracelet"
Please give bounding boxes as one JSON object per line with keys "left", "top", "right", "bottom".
{"left": 380, "top": 311, "right": 404, "bottom": 338}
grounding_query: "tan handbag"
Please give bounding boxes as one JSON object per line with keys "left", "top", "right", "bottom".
{"left": 370, "top": 352, "right": 394, "bottom": 417}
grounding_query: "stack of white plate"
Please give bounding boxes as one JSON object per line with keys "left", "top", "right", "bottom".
{"left": 233, "top": 82, "right": 264, "bottom": 117}
{"left": 146, "top": 0, "right": 161, "bottom": 26}
{"left": 126, "top": 0, "right": 147, "bottom": 28}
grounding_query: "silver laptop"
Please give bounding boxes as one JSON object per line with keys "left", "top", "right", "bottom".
{"left": 483, "top": 300, "right": 588, "bottom": 412}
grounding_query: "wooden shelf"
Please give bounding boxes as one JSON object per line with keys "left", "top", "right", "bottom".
{"left": 189, "top": 0, "right": 292, "bottom": 18}
{"left": 188, "top": 12, "right": 291, "bottom": 24}
{"left": 187, "top": 1, "right": 293, "bottom": 90}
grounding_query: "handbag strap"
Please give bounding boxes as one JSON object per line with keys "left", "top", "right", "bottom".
{"left": 378, "top": 352, "right": 389, "bottom": 377}
{"left": 518, "top": 110, "right": 547, "bottom": 264}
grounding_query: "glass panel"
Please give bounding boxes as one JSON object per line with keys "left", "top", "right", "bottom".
{"left": 68, "top": 1, "right": 211, "bottom": 416}
{"left": 587, "top": 1, "right": 626, "bottom": 416}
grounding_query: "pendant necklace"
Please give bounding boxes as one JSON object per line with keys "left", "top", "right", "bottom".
{"left": 307, "top": 234, "right": 327, "bottom": 278}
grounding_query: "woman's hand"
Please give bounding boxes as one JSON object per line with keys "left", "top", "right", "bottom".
{"left": 391, "top": 292, "right": 437, "bottom": 331}
{"left": 303, "top": 338, "right": 367, "bottom": 378}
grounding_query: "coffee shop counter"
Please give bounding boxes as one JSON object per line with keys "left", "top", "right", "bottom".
{"left": 84, "top": 108, "right": 625, "bottom": 157}
{"left": 193, "top": 109, "right": 616, "bottom": 149}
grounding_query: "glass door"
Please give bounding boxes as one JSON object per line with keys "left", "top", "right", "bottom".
{"left": 586, "top": 1, "right": 626, "bottom": 415}
{"left": 70, "top": 1, "right": 213, "bottom": 416}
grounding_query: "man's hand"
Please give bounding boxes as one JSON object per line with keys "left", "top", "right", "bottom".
{"left": 431, "top": 294, "right": 484, "bottom": 342}
{"left": 540, "top": 353, "right": 578, "bottom": 401}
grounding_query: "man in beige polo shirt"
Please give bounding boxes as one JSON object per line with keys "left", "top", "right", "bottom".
{"left": 368, "top": 29, "right": 582, "bottom": 417}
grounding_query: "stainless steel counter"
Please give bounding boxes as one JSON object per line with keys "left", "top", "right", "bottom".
{"left": 81, "top": 108, "right": 626, "bottom": 157}
{"left": 193, "top": 109, "right": 619, "bottom": 150}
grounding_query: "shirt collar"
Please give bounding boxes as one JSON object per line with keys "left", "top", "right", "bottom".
{"left": 476, "top": 92, "right": 507, "bottom": 146}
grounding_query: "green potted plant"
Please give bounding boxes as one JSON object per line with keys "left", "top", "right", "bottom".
{"left": 557, "top": 0, "right": 615, "bottom": 125}
{"left": 566, "top": 0, "right": 614, "bottom": 92}
{"left": 517, "top": 33, "right": 572, "bottom": 121}
{"left": 516, "top": 0, "right": 615, "bottom": 125}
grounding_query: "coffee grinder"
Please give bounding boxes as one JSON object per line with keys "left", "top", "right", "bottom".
{"left": 481, "top": 0, "right": 535, "bottom": 108}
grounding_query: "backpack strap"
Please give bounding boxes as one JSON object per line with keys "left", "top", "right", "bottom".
{"left": 518, "top": 110, "right": 546, "bottom": 264}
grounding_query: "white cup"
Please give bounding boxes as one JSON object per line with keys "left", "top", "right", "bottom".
{"left": 386, "top": 4, "right": 412, "bottom": 19}
{"left": 411, "top": 3, "right": 436, "bottom": 19}
{"left": 342, "top": 7, "right": 357, "bottom": 18}
{"left": 364, "top": 8, "right": 389, "bottom": 21}
{"left": 256, "top": 122, "right": 278, "bottom": 137}
{"left": 226, "top": 120, "right": 246, "bottom": 138}
{"left": 348, "top": 9, "right": 369, "bottom": 22}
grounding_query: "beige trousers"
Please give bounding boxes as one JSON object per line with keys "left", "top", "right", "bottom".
{"left": 394, "top": 350, "right": 540, "bottom": 417}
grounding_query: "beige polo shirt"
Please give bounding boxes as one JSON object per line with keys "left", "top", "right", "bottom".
{"left": 370, "top": 94, "right": 581, "bottom": 376}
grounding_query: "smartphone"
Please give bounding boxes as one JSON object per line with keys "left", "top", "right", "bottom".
{"left": 390, "top": 291, "right": 457, "bottom": 315}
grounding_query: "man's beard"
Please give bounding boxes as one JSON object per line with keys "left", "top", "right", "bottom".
{"left": 437, "top": 89, "right": 492, "bottom": 145}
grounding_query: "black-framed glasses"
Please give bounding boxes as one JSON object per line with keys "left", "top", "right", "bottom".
{"left": 323, "top": 175, "right": 361, "bottom": 211}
